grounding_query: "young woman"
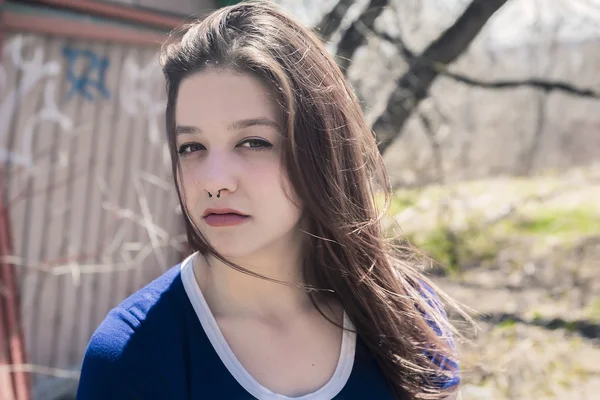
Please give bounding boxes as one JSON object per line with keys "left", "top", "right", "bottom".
{"left": 77, "top": 2, "right": 465, "bottom": 399}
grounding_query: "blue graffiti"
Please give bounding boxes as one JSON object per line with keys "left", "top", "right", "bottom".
{"left": 62, "top": 47, "right": 110, "bottom": 101}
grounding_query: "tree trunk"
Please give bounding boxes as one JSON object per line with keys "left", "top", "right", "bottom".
{"left": 314, "top": 0, "right": 356, "bottom": 42}
{"left": 336, "top": 0, "right": 390, "bottom": 72}
{"left": 374, "top": 0, "right": 509, "bottom": 154}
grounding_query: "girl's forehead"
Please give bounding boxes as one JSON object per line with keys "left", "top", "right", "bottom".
{"left": 175, "top": 70, "right": 282, "bottom": 127}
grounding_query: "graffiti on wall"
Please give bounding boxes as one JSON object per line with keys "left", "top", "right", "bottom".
{"left": 0, "top": 33, "right": 181, "bottom": 390}
{"left": 0, "top": 34, "right": 166, "bottom": 169}
{"left": 0, "top": 35, "right": 71, "bottom": 167}
{"left": 120, "top": 56, "right": 166, "bottom": 144}
{"left": 62, "top": 47, "right": 111, "bottom": 101}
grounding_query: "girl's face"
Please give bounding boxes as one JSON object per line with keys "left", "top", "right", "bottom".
{"left": 175, "top": 69, "right": 303, "bottom": 259}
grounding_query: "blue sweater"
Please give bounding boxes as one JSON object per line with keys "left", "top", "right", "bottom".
{"left": 76, "top": 258, "right": 459, "bottom": 399}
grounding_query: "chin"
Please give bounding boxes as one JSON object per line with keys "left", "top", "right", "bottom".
{"left": 207, "top": 239, "right": 262, "bottom": 261}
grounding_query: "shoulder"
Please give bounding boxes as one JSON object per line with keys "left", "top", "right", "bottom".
{"left": 416, "top": 280, "right": 461, "bottom": 390}
{"left": 77, "top": 263, "right": 188, "bottom": 399}
{"left": 417, "top": 280, "right": 451, "bottom": 336}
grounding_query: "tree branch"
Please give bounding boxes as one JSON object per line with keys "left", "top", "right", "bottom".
{"left": 371, "top": 26, "right": 600, "bottom": 100}
{"left": 335, "top": 0, "right": 390, "bottom": 72}
{"left": 438, "top": 68, "right": 600, "bottom": 98}
{"left": 314, "top": 0, "right": 355, "bottom": 42}
{"left": 373, "top": 0, "right": 509, "bottom": 154}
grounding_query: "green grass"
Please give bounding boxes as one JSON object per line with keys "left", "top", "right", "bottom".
{"left": 385, "top": 188, "right": 599, "bottom": 274}
{"left": 531, "top": 311, "right": 544, "bottom": 323}
{"left": 388, "top": 191, "right": 419, "bottom": 215}
{"left": 508, "top": 207, "right": 600, "bottom": 237}
{"left": 498, "top": 318, "right": 517, "bottom": 329}
{"left": 409, "top": 227, "right": 456, "bottom": 271}
{"left": 585, "top": 297, "right": 600, "bottom": 322}
{"left": 374, "top": 190, "right": 419, "bottom": 217}
{"left": 406, "top": 222, "right": 503, "bottom": 274}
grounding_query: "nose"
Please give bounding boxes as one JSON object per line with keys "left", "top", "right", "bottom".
{"left": 202, "top": 150, "right": 237, "bottom": 198}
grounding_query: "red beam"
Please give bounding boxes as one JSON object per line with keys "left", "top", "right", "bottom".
{"left": 1, "top": 10, "right": 168, "bottom": 46}
{"left": 0, "top": 174, "right": 30, "bottom": 399}
{"left": 19, "top": 0, "right": 185, "bottom": 29}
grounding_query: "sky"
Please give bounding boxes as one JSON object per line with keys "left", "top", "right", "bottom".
{"left": 275, "top": 0, "right": 600, "bottom": 47}
{"left": 487, "top": 0, "right": 600, "bottom": 45}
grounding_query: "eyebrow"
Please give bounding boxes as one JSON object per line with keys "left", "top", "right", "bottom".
{"left": 175, "top": 118, "right": 281, "bottom": 136}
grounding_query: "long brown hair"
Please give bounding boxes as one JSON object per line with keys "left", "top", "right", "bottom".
{"left": 160, "top": 1, "right": 467, "bottom": 398}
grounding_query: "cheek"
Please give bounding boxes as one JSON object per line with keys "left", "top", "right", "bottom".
{"left": 281, "top": 173, "right": 301, "bottom": 209}
{"left": 247, "top": 162, "right": 289, "bottom": 199}
{"left": 177, "top": 164, "right": 204, "bottom": 203}
{"left": 250, "top": 164, "right": 279, "bottom": 197}
{"left": 261, "top": 169, "right": 302, "bottom": 221}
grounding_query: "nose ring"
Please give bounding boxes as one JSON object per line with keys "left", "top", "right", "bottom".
{"left": 207, "top": 190, "right": 221, "bottom": 198}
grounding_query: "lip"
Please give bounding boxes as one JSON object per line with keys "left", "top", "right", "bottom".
{"left": 202, "top": 208, "right": 250, "bottom": 227}
{"left": 204, "top": 213, "right": 250, "bottom": 227}
{"left": 202, "top": 208, "right": 248, "bottom": 218}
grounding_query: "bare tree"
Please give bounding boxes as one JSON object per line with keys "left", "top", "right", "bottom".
{"left": 315, "top": 0, "right": 509, "bottom": 152}
{"left": 315, "top": 0, "right": 356, "bottom": 42}
{"left": 371, "top": 0, "right": 509, "bottom": 153}
{"left": 334, "top": 0, "right": 391, "bottom": 72}
{"left": 314, "top": 0, "right": 600, "bottom": 155}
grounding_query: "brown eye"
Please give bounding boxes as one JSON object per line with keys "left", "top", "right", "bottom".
{"left": 178, "top": 143, "right": 205, "bottom": 155}
{"left": 238, "top": 139, "right": 272, "bottom": 150}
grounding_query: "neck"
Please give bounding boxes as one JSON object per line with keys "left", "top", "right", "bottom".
{"left": 193, "top": 238, "right": 317, "bottom": 320}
